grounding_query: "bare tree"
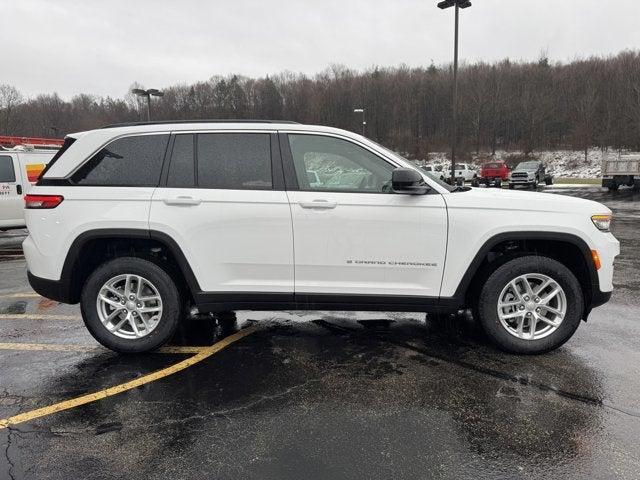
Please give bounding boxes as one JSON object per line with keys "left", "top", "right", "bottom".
{"left": 0, "top": 84, "right": 24, "bottom": 133}
{"left": 3, "top": 50, "right": 640, "bottom": 157}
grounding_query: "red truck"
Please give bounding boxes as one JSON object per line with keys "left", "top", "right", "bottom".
{"left": 472, "top": 161, "right": 511, "bottom": 187}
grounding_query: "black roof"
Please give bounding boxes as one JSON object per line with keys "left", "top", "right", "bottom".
{"left": 101, "top": 119, "right": 299, "bottom": 129}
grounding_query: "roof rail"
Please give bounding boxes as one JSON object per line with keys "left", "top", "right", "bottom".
{"left": 100, "top": 119, "right": 300, "bottom": 129}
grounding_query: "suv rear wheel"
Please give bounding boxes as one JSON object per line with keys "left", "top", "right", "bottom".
{"left": 477, "top": 255, "right": 583, "bottom": 354}
{"left": 80, "top": 257, "right": 182, "bottom": 353}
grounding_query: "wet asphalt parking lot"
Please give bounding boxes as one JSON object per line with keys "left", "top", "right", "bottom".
{"left": 0, "top": 186, "right": 639, "bottom": 480}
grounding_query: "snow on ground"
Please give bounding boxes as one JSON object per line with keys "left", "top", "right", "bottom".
{"left": 414, "top": 148, "right": 613, "bottom": 178}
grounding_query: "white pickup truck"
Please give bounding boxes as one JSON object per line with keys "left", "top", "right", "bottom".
{"left": 602, "top": 152, "right": 640, "bottom": 191}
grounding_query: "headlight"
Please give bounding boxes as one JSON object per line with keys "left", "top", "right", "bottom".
{"left": 591, "top": 214, "right": 612, "bottom": 232}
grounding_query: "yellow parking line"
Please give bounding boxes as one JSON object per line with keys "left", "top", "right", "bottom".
{"left": 0, "top": 293, "right": 41, "bottom": 298}
{"left": 156, "top": 345, "right": 206, "bottom": 354}
{"left": 0, "top": 342, "right": 204, "bottom": 355}
{"left": 0, "top": 314, "right": 79, "bottom": 321}
{"left": 0, "top": 325, "right": 257, "bottom": 430}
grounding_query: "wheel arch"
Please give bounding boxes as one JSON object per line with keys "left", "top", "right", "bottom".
{"left": 447, "top": 231, "right": 598, "bottom": 316}
{"left": 60, "top": 229, "right": 201, "bottom": 304}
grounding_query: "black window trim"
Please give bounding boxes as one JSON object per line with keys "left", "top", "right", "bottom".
{"left": 278, "top": 131, "right": 401, "bottom": 194}
{"left": 0, "top": 154, "right": 17, "bottom": 183}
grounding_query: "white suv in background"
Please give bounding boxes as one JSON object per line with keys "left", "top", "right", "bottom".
{"left": 23, "top": 121, "right": 619, "bottom": 354}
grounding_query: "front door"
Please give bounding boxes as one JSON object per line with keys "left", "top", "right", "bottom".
{"left": 0, "top": 154, "right": 24, "bottom": 228}
{"left": 282, "top": 133, "right": 448, "bottom": 299}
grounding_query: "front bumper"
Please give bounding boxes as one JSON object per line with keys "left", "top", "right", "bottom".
{"left": 510, "top": 177, "right": 534, "bottom": 184}
{"left": 590, "top": 289, "right": 612, "bottom": 309}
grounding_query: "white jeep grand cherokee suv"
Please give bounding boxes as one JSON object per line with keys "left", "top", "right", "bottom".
{"left": 23, "top": 121, "right": 619, "bottom": 354}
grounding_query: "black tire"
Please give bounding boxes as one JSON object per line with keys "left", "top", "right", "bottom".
{"left": 508, "top": 184, "right": 515, "bottom": 190}
{"left": 477, "top": 255, "right": 584, "bottom": 354}
{"left": 80, "top": 257, "right": 182, "bottom": 353}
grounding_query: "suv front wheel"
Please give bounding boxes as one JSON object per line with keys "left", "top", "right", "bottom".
{"left": 81, "top": 257, "right": 182, "bottom": 353}
{"left": 477, "top": 255, "right": 584, "bottom": 354}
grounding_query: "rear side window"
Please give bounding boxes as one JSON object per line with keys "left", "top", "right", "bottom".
{"left": 72, "top": 134, "right": 169, "bottom": 186}
{"left": 197, "top": 133, "right": 272, "bottom": 190}
{"left": 167, "top": 134, "right": 195, "bottom": 188}
{"left": 0, "top": 156, "right": 16, "bottom": 182}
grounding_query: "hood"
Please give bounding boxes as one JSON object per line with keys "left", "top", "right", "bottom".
{"left": 445, "top": 187, "right": 611, "bottom": 216}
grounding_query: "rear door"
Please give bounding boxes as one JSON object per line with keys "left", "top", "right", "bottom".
{"left": 149, "top": 131, "right": 294, "bottom": 296}
{"left": 0, "top": 154, "right": 24, "bottom": 228}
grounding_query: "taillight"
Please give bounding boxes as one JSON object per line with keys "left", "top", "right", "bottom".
{"left": 24, "top": 194, "right": 64, "bottom": 209}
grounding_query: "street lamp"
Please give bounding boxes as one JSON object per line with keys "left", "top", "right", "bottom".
{"left": 353, "top": 108, "right": 366, "bottom": 136}
{"left": 131, "top": 88, "right": 164, "bottom": 121}
{"left": 438, "top": 0, "right": 471, "bottom": 185}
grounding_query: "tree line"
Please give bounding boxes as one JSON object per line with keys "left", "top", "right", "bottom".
{"left": 1, "top": 50, "right": 639, "bottom": 160}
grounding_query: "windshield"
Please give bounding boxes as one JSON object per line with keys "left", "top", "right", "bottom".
{"left": 370, "top": 141, "right": 456, "bottom": 192}
{"left": 516, "top": 161, "right": 539, "bottom": 170}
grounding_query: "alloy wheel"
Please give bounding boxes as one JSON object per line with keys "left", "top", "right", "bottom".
{"left": 96, "top": 274, "right": 163, "bottom": 339}
{"left": 496, "top": 273, "right": 567, "bottom": 340}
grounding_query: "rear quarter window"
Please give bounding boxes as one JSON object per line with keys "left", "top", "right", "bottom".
{"left": 71, "top": 134, "right": 169, "bottom": 186}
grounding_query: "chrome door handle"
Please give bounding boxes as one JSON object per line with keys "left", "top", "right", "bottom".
{"left": 299, "top": 200, "right": 337, "bottom": 209}
{"left": 163, "top": 196, "right": 202, "bottom": 206}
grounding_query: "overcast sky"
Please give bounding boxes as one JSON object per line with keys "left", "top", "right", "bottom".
{"left": 2, "top": 0, "right": 639, "bottom": 99}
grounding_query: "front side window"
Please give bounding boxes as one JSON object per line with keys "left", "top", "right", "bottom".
{"left": 71, "top": 134, "right": 169, "bottom": 186}
{"left": 0, "top": 156, "right": 16, "bottom": 183}
{"left": 197, "top": 133, "right": 272, "bottom": 190}
{"left": 288, "top": 134, "right": 394, "bottom": 193}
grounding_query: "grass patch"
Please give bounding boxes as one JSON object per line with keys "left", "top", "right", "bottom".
{"left": 553, "top": 178, "right": 600, "bottom": 185}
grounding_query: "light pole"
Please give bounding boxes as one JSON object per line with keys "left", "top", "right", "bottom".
{"left": 354, "top": 108, "right": 366, "bottom": 136}
{"left": 438, "top": 0, "right": 471, "bottom": 184}
{"left": 132, "top": 88, "right": 164, "bottom": 121}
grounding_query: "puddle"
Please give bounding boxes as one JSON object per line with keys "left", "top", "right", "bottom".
{"left": 0, "top": 300, "right": 27, "bottom": 314}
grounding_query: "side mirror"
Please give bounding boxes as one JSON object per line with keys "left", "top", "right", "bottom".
{"left": 392, "top": 168, "right": 430, "bottom": 195}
